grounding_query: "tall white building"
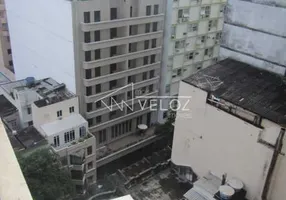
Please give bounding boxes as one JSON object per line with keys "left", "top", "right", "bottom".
{"left": 5, "top": 0, "right": 166, "bottom": 166}
{"left": 159, "top": 0, "right": 226, "bottom": 122}
{"left": 172, "top": 59, "right": 286, "bottom": 200}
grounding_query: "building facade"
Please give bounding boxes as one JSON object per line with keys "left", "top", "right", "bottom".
{"left": 158, "top": 0, "right": 226, "bottom": 122}
{"left": 220, "top": 0, "right": 286, "bottom": 75}
{"left": 171, "top": 59, "right": 286, "bottom": 200}
{"left": 5, "top": 0, "right": 165, "bottom": 166}
{"left": 0, "top": 0, "right": 14, "bottom": 80}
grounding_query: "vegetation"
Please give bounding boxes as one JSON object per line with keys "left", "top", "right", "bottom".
{"left": 155, "top": 110, "right": 176, "bottom": 136}
{"left": 18, "top": 148, "right": 75, "bottom": 200}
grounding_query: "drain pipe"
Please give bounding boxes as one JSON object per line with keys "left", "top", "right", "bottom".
{"left": 261, "top": 128, "right": 285, "bottom": 200}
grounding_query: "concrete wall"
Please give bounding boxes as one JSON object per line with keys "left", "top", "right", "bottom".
{"left": 32, "top": 96, "right": 79, "bottom": 131}
{"left": 220, "top": 0, "right": 286, "bottom": 75}
{"left": 5, "top": 0, "right": 76, "bottom": 92}
{"left": 171, "top": 81, "right": 283, "bottom": 200}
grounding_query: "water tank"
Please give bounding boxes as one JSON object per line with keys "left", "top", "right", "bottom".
{"left": 227, "top": 178, "right": 244, "bottom": 192}
{"left": 26, "top": 77, "right": 35, "bottom": 87}
{"left": 219, "top": 185, "right": 235, "bottom": 200}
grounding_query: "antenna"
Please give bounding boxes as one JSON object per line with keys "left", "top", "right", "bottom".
{"left": 196, "top": 74, "right": 223, "bottom": 91}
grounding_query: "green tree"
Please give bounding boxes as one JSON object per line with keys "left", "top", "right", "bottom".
{"left": 18, "top": 148, "right": 75, "bottom": 200}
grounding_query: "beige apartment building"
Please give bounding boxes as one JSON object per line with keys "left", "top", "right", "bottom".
{"left": 0, "top": 0, "right": 13, "bottom": 80}
{"left": 6, "top": 0, "right": 166, "bottom": 167}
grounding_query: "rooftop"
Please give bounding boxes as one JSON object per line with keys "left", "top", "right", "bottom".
{"left": 0, "top": 77, "right": 75, "bottom": 107}
{"left": 0, "top": 95, "right": 17, "bottom": 117}
{"left": 183, "top": 58, "right": 286, "bottom": 125}
{"left": 41, "top": 113, "right": 87, "bottom": 136}
{"left": 14, "top": 126, "right": 47, "bottom": 150}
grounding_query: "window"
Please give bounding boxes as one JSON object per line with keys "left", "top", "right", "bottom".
{"left": 110, "top": 63, "right": 117, "bottom": 73}
{"left": 94, "top": 49, "right": 101, "bottom": 60}
{"left": 165, "top": 84, "right": 170, "bottom": 93}
{"left": 144, "top": 40, "right": 149, "bottom": 50}
{"left": 86, "top": 86, "right": 92, "bottom": 96}
{"left": 110, "top": 46, "right": 117, "bottom": 57}
{"left": 187, "top": 52, "right": 194, "bottom": 60}
{"left": 94, "top": 11, "right": 100, "bottom": 22}
{"left": 87, "top": 103, "right": 93, "bottom": 112}
{"left": 84, "top": 12, "right": 90, "bottom": 23}
{"left": 57, "top": 110, "right": 62, "bottom": 117}
{"left": 110, "top": 28, "right": 117, "bottom": 39}
{"left": 201, "top": 6, "right": 210, "bottom": 18}
{"left": 175, "top": 40, "right": 185, "bottom": 49}
{"left": 85, "top": 69, "right": 92, "bottom": 79}
{"left": 85, "top": 51, "right": 91, "bottom": 62}
{"left": 154, "top": 5, "right": 159, "bottom": 15}
{"left": 177, "top": 68, "right": 182, "bottom": 76}
{"left": 178, "top": 9, "right": 183, "bottom": 18}
{"left": 27, "top": 107, "right": 31, "bottom": 115}
{"left": 109, "top": 111, "right": 117, "bottom": 119}
{"left": 204, "top": 49, "right": 208, "bottom": 56}
{"left": 150, "top": 55, "right": 156, "bottom": 64}
{"left": 87, "top": 161, "right": 93, "bottom": 170}
{"left": 143, "top": 72, "right": 147, "bottom": 80}
{"left": 88, "top": 118, "right": 93, "bottom": 127}
{"left": 96, "top": 84, "right": 101, "bottom": 93}
{"left": 143, "top": 56, "right": 149, "bottom": 65}
{"left": 151, "top": 39, "right": 156, "bottom": 48}
{"left": 96, "top": 101, "right": 101, "bottom": 108}
{"left": 146, "top": 5, "right": 151, "bottom": 16}
{"left": 54, "top": 135, "right": 60, "bottom": 147}
{"left": 99, "top": 130, "right": 107, "bottom": 144}
{"left": 28, "top": 121, "right": 33, "bottom": 126}
{"left": 84, "top": 32, "right": 90, "bottom": 43}
{"left": 96, "top": 116, "right": 102, "bottom": 124}
{"left": 130, "top": 6, "right": 133, "bottom": 17}
{"left": 80, "top": 126, "right": 86, "bottom": 137}
{"left": 128, "top": 76, "right": 132, "bottom": 84}
{"left": 9, "top": 61, "right": 13, "bottom": 66}
{"left": 188, "top": 23, "right": 198, "bottom": 32}
{"left": 64, "top": 132, "right": 70, "bottom": 143}
{"left": 152, "top": 22, "right": 158, "bottom": 32}
{"left": 201, "top": 36, "right": 205, "bottom": 43}
{"left": 70, "top": 130, "right": 75, "bottom": 141}
{"left": 150, "top": 70, "right": 155, "bottom": 78}
{"left": 69, "top": 106, "right": 75, "bottom": 113}
{"left": 95, "top": 67, "right": 101, "bottom": 77}
{"left": 110, "top": 80, "right": 117, "bottom": 89}
{"left": 111, "top": 8, "right": 117, "bottom": 20}
{"left": 149, "top": 85, "right": 154, "bottom": 92}
{"left": 87, "top": 146, "right": 92, "bottom": 155}
{"left": 94, "top": 31, "right": 100, "bottom": 42}
{"left": 145, "top": 23, "right": 151, "bottom": 33}
{"left": 7, "top": 49, "right": 11, "bottom": 55}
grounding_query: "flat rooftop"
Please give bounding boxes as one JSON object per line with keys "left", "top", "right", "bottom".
{"left": 0, "top": 95, "right": 17, "bottom": 117}
{"left": 0, "top": 77, "right": 75, "bottom": 107}
{"left": 12, "top": 126, "right": 47, "bottom": 151}
{"left": 41, "top": 114, "right": 87, "bottom": 136}
{"left": 183, "top": 58, "right": 286, "bottom": 125}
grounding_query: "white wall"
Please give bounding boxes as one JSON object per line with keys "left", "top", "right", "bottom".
{"left": 5, "top": 0, "right": 76, "bottom": 92}
{"left": 171, "top": 81, "right": 282, "bottom": 200}
{"left": 32, "top": 97, "right": 79, "bottom": 131}
{"left": 220, "top": 0, "right": 286, "bottom": 75}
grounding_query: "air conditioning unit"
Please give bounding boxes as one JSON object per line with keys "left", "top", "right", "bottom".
{"left": 183, "top": 32, "right": 187, "bottom": 35}
{"left": 183, "top": 13, "right": 189, "bottom": 18}
{"left": 171, "top": 35, "right": 175, "bottom": 39}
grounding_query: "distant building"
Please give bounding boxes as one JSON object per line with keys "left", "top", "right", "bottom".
{"left": 2, "top": 77, "right": 96, "bottom": 195}
{"left": 0, "top": 0, "right": 14, "bottom": 80}
{"left": 172, "top": 59, "right": 286, "bottom": 200}
{"left": 0, "top": 94, "right": 19, "bottom": 130}
{"left": 6, "top": 0, "right": 165, "bottom": 167}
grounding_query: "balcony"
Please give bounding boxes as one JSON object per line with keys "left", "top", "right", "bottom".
{"left": 86, "top": 90, "right": 158, "bottom": 119}
{"left": 84, "top": 76, "right": 159, "bottom": 103}
{"left": 96, "top": 126, "right": 163, "bottom": 167}
{"left": 83, "top": 62, "right": 160, "bottom": 86}
{"left": 82, "top": 31, "right": 163, "bottom": 51}
{"left": 83, "top": 47, "right": 162, "bottom": 69}
{"left": 89, "top": 107, "right": 153, "bottom": 133}
{"left": 81, "top": 14, "right": 164, "bottom": 32}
